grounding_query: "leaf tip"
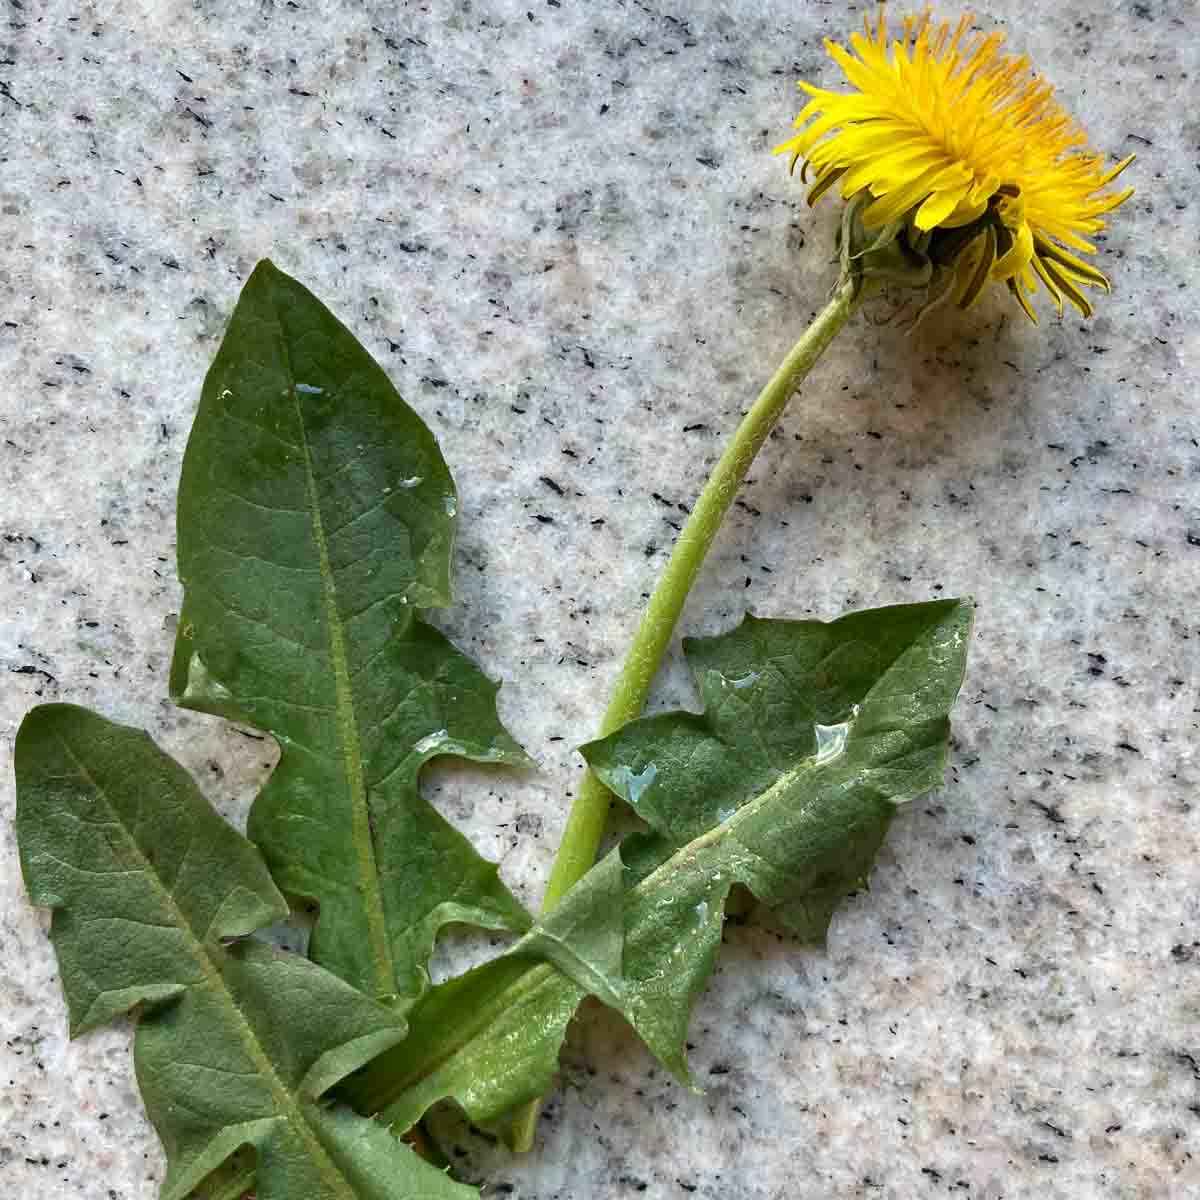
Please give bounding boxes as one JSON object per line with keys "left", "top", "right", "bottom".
{"left": 249, "top": 256, "right": 283, "bottom": 281}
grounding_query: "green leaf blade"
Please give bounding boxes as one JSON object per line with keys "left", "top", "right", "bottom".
{"left": 348, "top": 600, "right": 972, "bottom": 1127}
{"left": 583, "top": 599, "right": 973, "bottom": 1075}
{"left": 343, "top": 958, "right": 584, "bottom": 1140}
{"left": 16, "top": 703, "right": 288, "bottom": 1036}
{"left": 171, "top": 260, "right": 530, "bottom": 1001}
{"left": 16, "top": 704, "right": 476, "bottom": 1200}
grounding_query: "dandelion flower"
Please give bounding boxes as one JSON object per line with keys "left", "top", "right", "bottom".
{"left": 777, "top": 7, "right": 1134, "bottom": 320}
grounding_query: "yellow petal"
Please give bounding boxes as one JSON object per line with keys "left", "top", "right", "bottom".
{"left": 1007, "top": 277, "right": 1039, "bottom": 323}
{"left": 1038, "top": 256, "right": 1095, "bottom": 317}
{"left": 1031, "top": 233, "right": 1110, "bottom": 289}
{"left": 956, "top": 225, "right": 998, "bottom": 310}
{"left": 1029, "top": 254, "right": 1065, "bottom": 316}
{"left": 860, "top": 162, "right": 965, "bottom": 227}
{"left": 780, "top": 7, "right": 1133, "bottom": 316}
{"left": 913, "top": 181, "right": 973, "bottom": 231}
{"left": 991, "top": 220, "right": 1035, "bottom": 281}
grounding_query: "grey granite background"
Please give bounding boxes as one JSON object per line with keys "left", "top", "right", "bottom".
{"left": 2, "top": 1, "right": 1197, "bottom": 1197}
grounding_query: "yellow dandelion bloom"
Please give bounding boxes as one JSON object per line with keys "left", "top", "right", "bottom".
{"left": 776, "top": 7, "right": 1134, "bottom": 321}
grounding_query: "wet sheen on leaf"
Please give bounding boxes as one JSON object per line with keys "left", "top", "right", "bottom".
{"left": 343, "top": 600, "right": 972, "bottom": 1125}
{"left": 169, "top": 260, "right": 532, "bottom": 1002}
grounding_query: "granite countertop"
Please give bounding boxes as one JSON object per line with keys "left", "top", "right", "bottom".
{"left": 2, "top": 2, "right": 1197, "bottom": 1197}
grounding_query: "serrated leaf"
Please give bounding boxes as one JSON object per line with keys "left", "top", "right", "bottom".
{"left": 583, "top": 599, "right": 973, "bottom": 1077}
{"left": 169, "top": 259, "right": 531, "bottom": 1002}
{"left": 344, "top": 600, "right": 972, "bottom": 1124}
{"left": 340, "top": 857, "right": 628, "bottom": 1140}
{"left": 15, "top": 704, "right": 476, "bottom": 1200}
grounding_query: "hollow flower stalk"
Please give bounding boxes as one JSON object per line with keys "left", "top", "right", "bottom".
{"left": 516, "top": 6, "right": 1133, "bottom": 1148}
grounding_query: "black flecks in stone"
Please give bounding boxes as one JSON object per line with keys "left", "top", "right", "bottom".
{"left": 1030, "top": 799, "right": 1066, "bottom": 824}
{"left": 398, "top": 241, "right": 427, "bottom": 254}
{"left": 1171, "top": 942, "right": 1198, "bottom": 963}
{"left": 1040, "top": 1120, "right": 1070, "bottom": 1139}
{"left": 1186, "top": 531, "right": 1200, "bottom": 547}
{"left": 539, "top": 476, "right": 565, "bottom": 496}
{"left": 533, "top": 514, "right": 554, "bottom": 525}
{"left": 1115, "top": 741, "right": 1141, "bottom": 754}
{"left": 12, "top": 665, "right": 56, "bottom": 684}
{"left": 1175, "top": 1051, "right": 1200, "bottom": 1081}
{"left": 184, "top": 106, "right": 211, "bottom": 129}
{"left": 514, "top": 812, "right": 542, "bottom": 837}
{"left": 682, "top": 423, "right": 708, "bottom": 433}
{"left": 921, "top": 1166, "right": 942, "bottom": 1182}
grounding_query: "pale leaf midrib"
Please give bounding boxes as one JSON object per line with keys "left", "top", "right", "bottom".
{"left": 371, "top": 617, "right": 956, "bottom": 1122}
{"left": 283, "top": 331, "right": 394, "bottom": 1000}
{"left": 631, "top": 617, "right": 952, "bottom": 902}
{"left": 360, "top": 962, "right": 561, "bottom": 1116}
{"left": 57, "top": 734, "right": 355, "bottom": 1200}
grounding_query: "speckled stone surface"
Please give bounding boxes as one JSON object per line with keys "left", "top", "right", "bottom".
{"left": 2, "top": 2, "right": 1197, "bottom": 1197}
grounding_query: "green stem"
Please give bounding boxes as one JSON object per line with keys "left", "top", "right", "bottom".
{"left": 542, "top": 275, "right": 860, "bottom": 911}
{"left": 510, "top": 274, "right": 861, "bottom": 1151}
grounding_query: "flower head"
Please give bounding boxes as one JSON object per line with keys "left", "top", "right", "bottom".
{"left": 777, "top": 7, "right": 1134, "bottom": 320}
